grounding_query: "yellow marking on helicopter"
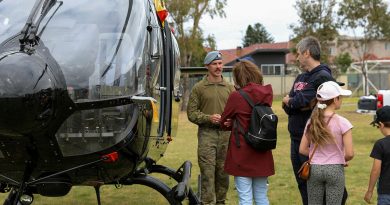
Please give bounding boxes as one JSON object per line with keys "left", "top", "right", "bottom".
{"left": 153, "top": 0, "right": 168, "bottom": 25}
{"left": 151, "top": 99, "right": 159, "bottom": 122}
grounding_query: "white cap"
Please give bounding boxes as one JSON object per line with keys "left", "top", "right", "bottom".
{"left": 316, "top": 81, "right": 352, "bottom": 101}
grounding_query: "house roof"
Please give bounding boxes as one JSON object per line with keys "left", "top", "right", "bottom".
{"left": 359, "top": 53, "right": 390, "bottom": 61}
{"left": 219, "top": 42, "right": 292, "bottom": 65}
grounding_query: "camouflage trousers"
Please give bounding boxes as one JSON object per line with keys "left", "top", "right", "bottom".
{"left": 197, "top": 127, "right": 230, "bottom": 205}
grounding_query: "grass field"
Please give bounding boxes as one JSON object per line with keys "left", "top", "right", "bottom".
{"left": 0, "top": 97, "right": 379, "bottom": 204}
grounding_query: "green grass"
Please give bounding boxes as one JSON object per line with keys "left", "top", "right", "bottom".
{"left": 0, "top": 97, "right": 379, "bottom": 204}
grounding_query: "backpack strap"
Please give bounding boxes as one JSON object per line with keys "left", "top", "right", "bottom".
{"left": 238, "top": 90, "right": 255, "bottom": 108}
{"left": 307, "top": 144, "right": 318, "bottom": 164}
{"left": 233, "top": 119, "right": 245, "bottom": 148}
{"left": 235, "top": 89, "right": 255, "bottom": 148}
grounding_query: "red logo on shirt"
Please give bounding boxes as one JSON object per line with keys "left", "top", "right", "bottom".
{"left": 294, "top": 82, "right": 308, "bottom": 91}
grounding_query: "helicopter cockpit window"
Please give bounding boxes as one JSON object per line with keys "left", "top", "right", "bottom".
{"left": 51, "top": 0, "right": 148, "bottom": 156}
{"left": 0, "top": 0, "right": 148, "bottom": 157}
{"left": 52, "top": 0, "right": 148, "bottom": 157}
{"left": 0, "top": 0, "right": 35, "bottom": 43}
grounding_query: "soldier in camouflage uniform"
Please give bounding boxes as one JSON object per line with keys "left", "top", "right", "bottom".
{"left": 187, "top": 51, "right": 234, "bottom": 205}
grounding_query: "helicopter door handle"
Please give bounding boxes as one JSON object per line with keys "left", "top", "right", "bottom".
{"left": 155, "top": 86, "right": 167, "bottom": 91}
{"left": 131, "top": 96, "right": 157, "bottom": 103}
{"left": 151, "top": 54, "right": 160, "bottom": 59}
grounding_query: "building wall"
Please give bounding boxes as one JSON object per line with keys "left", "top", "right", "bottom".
{"left": 182, "top": 69, "right": 351, "bottom": 97}
{"left": 330, "top": 38, "right": 390, "bottom": 60}
{"left": 221, "top": 74, "right": 349, "bottom": 96}
{"left": 252, "top": 52, "right": 286, "bottom": 65}
{"left": 225, "top": 52, "right": 287, "bottom": 67}
{"left": 263, "top": 75, "right": 295, "bottom": 96}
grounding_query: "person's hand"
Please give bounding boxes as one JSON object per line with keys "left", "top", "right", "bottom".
{"left": 344, "top": 162, "right": 349, "bottom": 167}
{"left": 224, "top": 119, "right": 232, "bottom": 127}
{"left": 210, "top": 114, "right": 221, "bottom": 124}
{"left": 364, "top": 190, "right": 373, "bottom": 204}
{"left": 282, "top": 95, "right": 290, "bottom": 105}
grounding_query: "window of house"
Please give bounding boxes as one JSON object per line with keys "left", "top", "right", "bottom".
{"left": 261, "top": 64, "right": 284, "bottom": 75}
{"left": 262, "top": 65, "right": 270, "bottom": 75}
{"left": 328, "top": 47, "right": 336, "bottom": 55}
{"left": 274, "top": 65, "right": 281, "bottom": 75}
{"left": 385, "top": 43, "right": 390, "bottom": 50}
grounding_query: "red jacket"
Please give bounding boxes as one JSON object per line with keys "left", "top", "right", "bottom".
{"left": 221, "top": 82, "right": 275, "bottom": 177}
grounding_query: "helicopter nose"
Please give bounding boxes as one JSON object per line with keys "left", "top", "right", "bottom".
{"left": 0, "top": 51, "right": 56, "bottom": 135}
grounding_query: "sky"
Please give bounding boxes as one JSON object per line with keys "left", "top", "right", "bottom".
{"left": 199, "top": 0, "right": 390, "bottom": 50}
{"left": 200, "top": 0, "right": 299, "bottom": 50}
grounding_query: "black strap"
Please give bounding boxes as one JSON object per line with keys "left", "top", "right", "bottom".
{"left": 307, "top": 144, "right": 318, "bottom": 163}
{"left": 238, "top": 90, "right": 255, "bottom": 108}
{"left": 233, "top": 119, "right": 246, "bottom": 148}
{"left": 235, "top": 89, "right": 255, "bottom": 148}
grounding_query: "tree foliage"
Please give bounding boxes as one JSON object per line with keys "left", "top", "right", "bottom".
{"left": 334, "top": 52, "right": 353, "bottom": 73}
{"left": 290, "top": 0, "right": 338, "bottom": 63}
{"left": 166, "top": 0, "right": 227, "bottom": 67}
{"left": 338, "top": 0, "right": 390, "bottom": 40}
{"left": 338, "top": 0, "right": 390, "bottom": 95}
{"left": 242, "top": 23, "right": 274, "bottom": 47}
{"left": 205, "top": 34, "right": 217, "bottom": 51}
{"left": 165, "top": 0, "right": 227, "bottom": 110}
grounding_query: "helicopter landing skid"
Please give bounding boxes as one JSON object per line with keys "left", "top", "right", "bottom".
{"left": 119, "top": 160, "right": 200, "bottom": 205}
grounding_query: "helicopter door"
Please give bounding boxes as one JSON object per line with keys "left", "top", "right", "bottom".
{"left": 146, "top": 2, "right": 164, "bottom": 139}
{"left": 169, "top": 32, "right": 181, "bottom": 139}
{"left": 133, "top": 0, "right": 181, "bottom": 163}
{"left": 163, "top": 25, "right": 173, "bottom": 137}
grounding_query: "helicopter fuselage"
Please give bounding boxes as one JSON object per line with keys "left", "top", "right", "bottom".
{"left": 0, "top": 0, "right": 184, "bottom": 201}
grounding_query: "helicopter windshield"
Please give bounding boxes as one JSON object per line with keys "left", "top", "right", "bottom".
{"left": 0, "top": 0, "right": 150, "bottom": 156}
{"left": 1, "top": 0, "right": 146, "bottom": 98}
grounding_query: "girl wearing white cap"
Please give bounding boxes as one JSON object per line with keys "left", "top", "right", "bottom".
{"left": 299, "top": 81, "right": 354, "bottom": 204}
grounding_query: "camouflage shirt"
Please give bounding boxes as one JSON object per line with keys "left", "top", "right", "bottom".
{"left": 187, "top": 76, "right": 234, "bottom": 127}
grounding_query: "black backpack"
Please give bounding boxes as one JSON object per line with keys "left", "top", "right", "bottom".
{"left": 234, "top": 90, "right": 278, "bottom": 151}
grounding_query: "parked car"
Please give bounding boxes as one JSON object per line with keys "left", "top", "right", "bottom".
{"left": 357, "top": 90, "right": 390, "bottom": 113}
{"left": 377, "top": 90, "right": 390, "bottom": 108}
{"left": 357, "top": 95, "right": 377, "bottom": 113}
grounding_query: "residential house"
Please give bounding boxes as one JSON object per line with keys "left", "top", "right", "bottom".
{"left": 329, "top": 35, "right": 390, "bottom": 61}
{"left": 217, "top": 42, "right": 296, "bottom": 95}
{"left": 220, "top": 42, "right": 291, "bottom": 76}
{"left": 328, "top": 36, "right": 390, "bottom": 92}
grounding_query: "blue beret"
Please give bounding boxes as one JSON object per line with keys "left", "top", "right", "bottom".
{"left": 204, "top": 51, "right": 222, "bottom": 65}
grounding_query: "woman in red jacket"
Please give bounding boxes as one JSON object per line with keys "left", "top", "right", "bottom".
{"left": 221, "top": 60, "right": 275, "bottom": 205}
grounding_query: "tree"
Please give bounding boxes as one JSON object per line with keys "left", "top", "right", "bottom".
{"left": 166, "top": 0, "right": 227, "bottom": 67}
{"left": 290, "top": 0, "right": 338, "bottom": 64}
{"left": 242, "top": 23, "right": 274, "bottom": 47}
{"left": 334, "top": 52, "right": 353, "bottom": 73}
{"left": 338, "top": 0, "right": 390, "bottom": 95}
{"left": 165, "top": 0, "right": 227, "bottom": 110}
{"left": 205, "top": 34, "right": 217, "bottom": 51}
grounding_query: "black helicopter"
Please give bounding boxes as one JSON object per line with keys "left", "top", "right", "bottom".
{"left": 0, "top": 0, "right": 199, "bottom": 204}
